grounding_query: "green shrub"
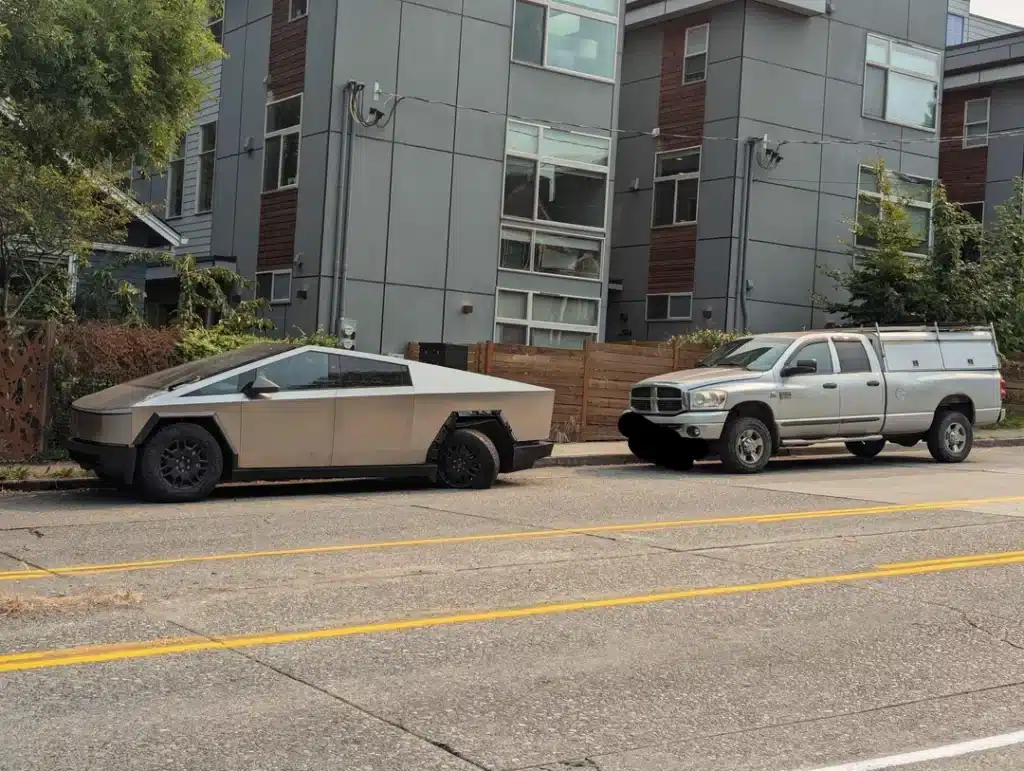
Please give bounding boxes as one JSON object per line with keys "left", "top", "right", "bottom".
{"left": 667, "top": 328, "right": 744, "bottom": 350}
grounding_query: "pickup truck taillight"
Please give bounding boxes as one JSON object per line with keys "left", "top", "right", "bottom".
{"left": 1000, "top": 376, "right": 1007, "bottom": 401}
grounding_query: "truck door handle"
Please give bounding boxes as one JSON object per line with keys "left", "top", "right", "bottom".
{"left": 823, "top": 383, "right": 838, "bottom": 389}
{"left": 867, "top": 380, "right": 880, "bottom": 387}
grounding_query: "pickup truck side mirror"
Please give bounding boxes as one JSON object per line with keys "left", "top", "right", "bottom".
{"left": 782, "top": 359, "right": 818, "bottom": 377}
{"left": 243, "top": 374, "right": 281, "bottom": 398}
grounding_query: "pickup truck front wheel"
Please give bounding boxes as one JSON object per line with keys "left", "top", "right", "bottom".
{"left": 720, "top": 417, "right": 772, "bottom": 474}
{"left": 927, "top": 410, "right": 973, "bottom": 464}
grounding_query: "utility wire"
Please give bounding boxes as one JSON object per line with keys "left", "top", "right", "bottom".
{"left": 376, "top": 89, "right": 1024, "bottom": 149}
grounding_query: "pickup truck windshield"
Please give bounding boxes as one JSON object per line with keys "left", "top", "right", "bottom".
{"left": 701, "top": 337, "right": 792, "bottom": 371}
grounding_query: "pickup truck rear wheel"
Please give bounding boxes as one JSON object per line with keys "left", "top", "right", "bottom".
{"left": 927, "top": 410, "right": 973, "bottom": 464}
{"left": 720, "top": 417, "right": 771, "bottom": 474}
{"left": 845, "top": 439, "right": 886, "bottom": 459}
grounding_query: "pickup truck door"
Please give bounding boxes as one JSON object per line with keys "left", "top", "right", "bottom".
{"left": 774, "top": 340, "right": 841, "bottom": 439}
{"left": 831, "top": 336, "right": 886, "bottom": 436}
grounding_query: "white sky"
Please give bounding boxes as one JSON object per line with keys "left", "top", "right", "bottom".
{"left": 970, "top": 0, "right": 1024, "bottom": 26}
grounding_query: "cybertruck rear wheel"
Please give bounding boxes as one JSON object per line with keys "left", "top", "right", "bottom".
{"left": 437, "top": 428, "right": 500, "bottom": 490}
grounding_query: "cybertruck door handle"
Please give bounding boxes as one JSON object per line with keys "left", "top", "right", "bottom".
{"left": 867, "top": 380, "right": 881, "bottom": 387}
{"left": 823, "top": 383, "right": 838, "bottom": 389}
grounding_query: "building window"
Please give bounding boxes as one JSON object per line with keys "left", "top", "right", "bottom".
{"left": 196, "top": 121, "right": 217, "bottom": 213}
{"left": 947, "top": 13, "right": 965, "bottom": 46}
{"left": 166, "top": 136, "right": 186, "bottom": 219}
{"left": 652, "top": 147, "right": 700, "bottom": 227}
{"left": 208, "top": 15, "right": 224, "bottom": 45}
{"left": 503, "top": 120, "right": 611, "bottom": 231}
{"left": 963, "top": 98, "right": 990, "bottom": 149}
{"left": 289, "top": 0, "right": 308, "bottom": 21}
{"left": 495, "top": 288, "right": 600, "bottom": 349}
{"left": 863, "top": 34, "right": 940, "bottom": 132}
{"left": 512, "top": 0, "right": 618, "bottom": 81}
{"left": 683, "top": 24, "right": 709, "bottom": 84}
{"left": 256, "top": 269, "right": 292, "bottom": 304}
{"left": 856, "top": 166, "right": 933, "bottom": 256}
{"left": 646, "top": 294, "right": 692, "bottom": 322}
{"left": 263, "top": 95, "right": 302, "bottom": 192}
{"left": 499, "top": 228, "right": 602, "bottom": 280}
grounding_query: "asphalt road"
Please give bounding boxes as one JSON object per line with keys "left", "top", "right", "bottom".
{"left": 2, "top": 448, "right": 1024, "bottom": 771}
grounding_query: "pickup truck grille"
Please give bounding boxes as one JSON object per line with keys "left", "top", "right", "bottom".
{"left": 630, "top": 385, "right": 686, "bottom": 415}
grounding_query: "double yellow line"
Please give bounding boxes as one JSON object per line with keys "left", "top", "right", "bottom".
{"left": 3, "top": 545, "right": 1024, "bottom": 673}
{"left": 3, "top": 495, "right": 1022, "bottom": 582}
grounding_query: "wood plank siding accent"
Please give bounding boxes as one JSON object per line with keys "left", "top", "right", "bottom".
{"left": 648, "top": 13, "right": 708, "bottom": 295}
{"left": 257, "top": 0, "right": 308, "bottom": 271}
{"left": 939, "top": 86, "right": 990, "bottom": 205}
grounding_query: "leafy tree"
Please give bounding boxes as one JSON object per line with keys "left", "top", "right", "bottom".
{"left": 817, "top": 159, "right": 933, "bottom": 325}
{"left": 978, "top": 180, "right": 1024, "bottom": 353}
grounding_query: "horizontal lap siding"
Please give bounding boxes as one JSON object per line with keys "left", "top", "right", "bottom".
{"left": 258, "top": 0, "right": 307, "bottom": 270}
{"left": 939, "top": 87, "right": 990, "bottom": 205}
{"left": 648, "top": 13, "right": 707, "bottom": 294}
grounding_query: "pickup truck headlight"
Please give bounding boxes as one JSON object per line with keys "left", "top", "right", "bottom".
{"left": 689, "top": 389, "right": 728, "bottom": 409}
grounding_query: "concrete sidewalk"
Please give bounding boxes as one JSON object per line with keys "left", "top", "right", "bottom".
{"left": 3, "top": 429, "right": 1021, "bottom": 493}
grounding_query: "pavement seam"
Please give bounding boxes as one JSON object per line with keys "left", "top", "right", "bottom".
{"left": 507, "top": 678, "right": 1024, "bottom": 771}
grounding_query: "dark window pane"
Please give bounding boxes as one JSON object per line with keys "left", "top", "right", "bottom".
{"left": 653, "top": 180, "right": 675, "bottom": 226}
{"left": 271, "top": 272, "right": 291, "bottom": 303}
{"left": 497, "top": 323, "right": 528, "bottom": 344}
{"left": 834, "top": 341, "right": 872, "bottom": 373}
{"left": 503, "top": 157, "right": 536, "bottom": 219}
{"left": 500, "top": 230, "right": 532, "bottom": 271}
{"left": 856, "top": 197, "right": 880, "bottom": 248}
{"left": 962, "top": 202, "right": 984, "bottom": 223}
{"left": 668, "top": 294, "right": 692, "bottom": 319}
{"left": 647, "top": 295, "right": 669, "bottom": 320}
{"left": 267, "top": 97, "right": 301, "bottom": 132}
{"left": 168, "top": 159, "right": 185, "bottom": 217}
{"left": 255, "top": 352, "right": 333, "bottom": 391}
{"left": 537, "top": 165, "right": 607, "bottom": 228}
{"left": 535, "top": 232, "right": 601, "bottom": 279}
{"left": 193, "top": 373, "right": 242, "bottom": 397}
{"left": 513, "top": 1, "right": 545, "bottom": 65}
{"left": 657, "top": 151, "right": 700, "bottom": 177}
{"left": 280, "top": 133, "right": 300, "bottom": 187}
{"left": 256, "top": 273, "right": 273, "bottom": 300}
{"left": 290, "top": 0, "right": 308, "bottom": 20}
{"left": 790, "top": 342, "right": 833, "bottom": 375}
{"left": 675, "top": 178, "right": 698, "bottom": 223}
{"left": 263, "top": 135, "right": 282, "bottom": 191}
{"left": 864, "top": 65, "right": 886, "bottom": 119}
{"left": 209, "top": 19, "right": 223, "bottom": 45}
{"left": 683, "top": 53, "right": 706, "bottom": 83}
{"left": 337, "top": 355, "right": 412, "bottom": 389}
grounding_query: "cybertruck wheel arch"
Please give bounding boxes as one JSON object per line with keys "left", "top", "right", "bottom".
{"left": 428, "top": 411, "right": 518, "bottom": 474}
{"left": 133, "top": 413, "right": 240, "bottom": 478}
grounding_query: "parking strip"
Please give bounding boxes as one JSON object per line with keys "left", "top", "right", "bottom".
{"left": 4, "top": 545, "right": 1024, "bottom": 674}
{"left": 3, "top": 494, "right": 1023, "bottom": 582}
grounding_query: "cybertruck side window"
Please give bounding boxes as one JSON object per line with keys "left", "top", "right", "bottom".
{"left": 336, "top": 354, "right": 413, "bottom": 389}
{"left": 191, "top": 373, "right": 246, "bottom": 397}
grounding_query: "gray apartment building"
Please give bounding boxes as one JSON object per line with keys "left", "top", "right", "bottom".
{"left": 940, "top": 28, "right": 1024, "bottom": 227}
{"left": 608, "top": 0, "right": 957, "bottom": 340}
{"left": 125, "top": 0, "right": 625, "bottom": 354}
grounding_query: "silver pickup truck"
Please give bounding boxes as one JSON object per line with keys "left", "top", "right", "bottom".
{"left": 618, "top": 325, "right": 1006, "bottom": 473}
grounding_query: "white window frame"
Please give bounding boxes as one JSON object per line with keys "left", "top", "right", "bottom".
{"left": 502, "top": 119, "right": 612, "bottom": 235}
{"left": 645, "top": 293, "right": 693, "bottom": 322}
{"left": 289, "top": 0, "right": 308, "bottom": 21}
{"left": 683, "top": 24, "right": 709, "bottom": 85}
{"left": 195, "top": 120, "right": 217, "bottom": 214}
{"left": 494, "top": 287, "right": 602, "bottom": 347}
{"left": 256, "top": 269, "right": 293, "bottom": 305}
{"left": 166, "top": 137, "right": 187, "bottom": 220}
{"left": 961, "top": 200, "right": 985, "bottom": 223}
{"left": 862, "top": 34, "right": 941, "bottom": 133}
{"left": 963, "top": 97, "right": 991, "bottom": 149}
{"left": 511, "top": 0, "right": 619, "bottom": 84}
{"left": 498, "top": 226, "right": 604, "bottom": 283}
{"left": 855, "top": 165, "right": 934, "bottom": 257}
{"left": 263, "top": 94, "right": 303, "bottom": 193}
{"left": 651, "top": 146, "right": 701, "bottom": 228}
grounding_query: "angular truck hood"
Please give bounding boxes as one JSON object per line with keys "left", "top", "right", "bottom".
{"left": 72, "top": 383, "right": 155, "bottom": 412}
{"left": 636, "top": 367, "right": 765, "bottom": 390}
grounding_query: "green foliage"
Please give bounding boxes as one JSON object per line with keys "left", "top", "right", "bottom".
{"left": 74, "top": 265, "right": 145, "bottom": 326}
{"left": 0, "top": 127, "right": 126, "bottom": 320}
{"left": 177, "top": 324, "right": 341, "bottom": 363}
{"left": 668, "top": 328, "right": 745, "bottom": 350}
{"left": 976, "top": 180, "right": 1024, "bottom": 353}
{"left": 0, "top": 0, "right": 224, "bottom": 169}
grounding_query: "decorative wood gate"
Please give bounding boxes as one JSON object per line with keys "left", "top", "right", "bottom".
{"left": 0, "top": 319, "right": 57, "bottom": 461}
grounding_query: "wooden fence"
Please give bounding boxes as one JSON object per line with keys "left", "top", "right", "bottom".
{"left": 408, "top": 341, "right": 709, "bottom": 441}
{"left": 409, "top": 341, "right": 1024, "bottom": 443}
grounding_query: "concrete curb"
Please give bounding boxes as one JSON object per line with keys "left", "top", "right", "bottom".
{"left": 2, "top": 436, "right": 1020, "bottom": 493}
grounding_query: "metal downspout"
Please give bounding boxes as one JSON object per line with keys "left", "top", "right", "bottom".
{"left": 738, "top": 137, "right": 758, "bottom": 333}
{"left": 329, "top": 82, "right": 356, "bottom": 336}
